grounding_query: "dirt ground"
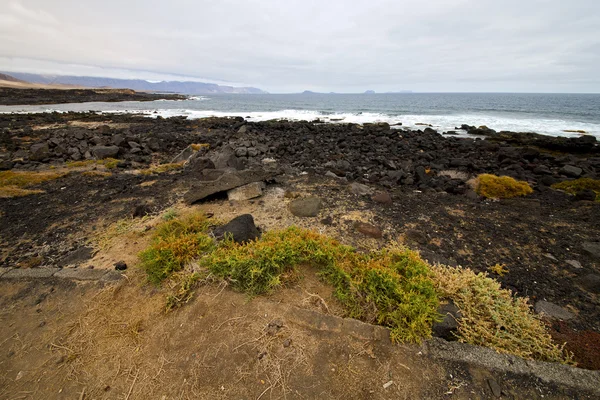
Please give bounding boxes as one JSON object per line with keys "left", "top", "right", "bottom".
{"left": 0, "top": 271, "right": 594, "bottom": 400}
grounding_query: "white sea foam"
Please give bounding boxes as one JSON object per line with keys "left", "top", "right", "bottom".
{"left": 1, "top": 105, "right": 598, "bottom": 138}
{"left": 129, "top": 108, "right": 600, "bottom": 138}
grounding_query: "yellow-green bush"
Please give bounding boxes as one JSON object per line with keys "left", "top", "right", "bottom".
{"left": 432, "top": 265, "right": 573, "bottom": 364}
{"left": 476, "top": 174, "right": 533, "bottom": 199}
{"left": 551, "top": 178, "right": 600, "bottom": 201}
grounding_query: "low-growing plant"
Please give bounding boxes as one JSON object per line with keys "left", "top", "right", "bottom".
{"left": 162, "top": 208, "right": 179, "bottom": 221}
{"left": 475, "top": 174, "right": 533, "bottom": 199}
{"left": 489, "top": 263, "right": 509, "bottom": 277}
{"left": 551, "top": 178, "right": 600, "bottom": 201}
{"left": 201, "top": 226, "right": 440, "bottom": 343}
{"left": 432, "top": 265, "right": 574, "bottom": 364}
{"left": 139, "top": 213, "right": 214, "bottom": 284}
{"left": 190, "top": 143, "right": 210, "bottom": 151}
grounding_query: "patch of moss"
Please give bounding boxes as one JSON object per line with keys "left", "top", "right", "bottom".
{"left": 432, "top": 265, "right": 574, "bottom": 365}
{"left": 551, "top": 178, "right": 600, "bottom": 201}
{"left": 476, "top": 174, "right": 533, "bottom": 199}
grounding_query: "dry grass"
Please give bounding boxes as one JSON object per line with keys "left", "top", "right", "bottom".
{"left": 139, "top": 163, "right": 184, "bottom": 175}
{"left": 0, "top": 170, "right": 67, "bottom": 198}
{"left": 475, "top": 174, "right": 533, "bottom": 199}
{"left": 66, "top": 158, "right": 119, "bottom": 169}
{"left": 439, "top": 170, "right": 470, "bottom": 181}
{"left": 190, "top": 143, "right": 210, "bottom": 151}
{"left": 431, "top": 264, "right": 574, "bottom": 364}
{"left": 82, "top": 170, "right": 112, "bottom": 178}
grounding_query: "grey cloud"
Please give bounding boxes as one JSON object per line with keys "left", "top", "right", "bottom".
{"left": 0, "top": 0, "right": 599, "bottom": 92}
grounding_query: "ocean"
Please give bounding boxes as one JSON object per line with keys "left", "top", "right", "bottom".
{"left": 2, "top": 93, "right": 600, "bottom": 138}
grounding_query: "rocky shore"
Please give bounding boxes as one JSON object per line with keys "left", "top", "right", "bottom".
{"left": 0, "top": 87, "right": 186, "bottom": 106}
{"left": 1, "top": 111, "right": 599, "bottom": 371}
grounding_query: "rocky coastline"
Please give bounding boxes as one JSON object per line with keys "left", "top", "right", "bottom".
{"left": 1, "top": 110, "right": 599, "bottom": 371}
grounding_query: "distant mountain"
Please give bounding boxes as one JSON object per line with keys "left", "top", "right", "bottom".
{"left": 0, "top": 73, "right": 26, "bottom": 83}
{"left": 3, "top": 72, "right": 267, "bottom": 94}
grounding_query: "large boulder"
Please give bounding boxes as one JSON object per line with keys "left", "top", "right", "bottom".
{"left": 30, "top": 143, "right": 49, "bottom": 161}
{"left": 227, "top": 182, "right": 266, "bottom": 201}
{"left": 92, "top": 145, "right": 120, "bottom": 159}
{"left": 213, "top": 214, "right": 260, "bottom": 243}
{"left": 559, "top": 165, "right": 583, "bottom": 177}
{"left": 184, "top": 169, "right": 278, "bottom": 204}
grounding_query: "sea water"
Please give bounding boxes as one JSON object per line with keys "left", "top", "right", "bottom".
{"left": 1, "top": 93, "right": 599, "bottom": 138}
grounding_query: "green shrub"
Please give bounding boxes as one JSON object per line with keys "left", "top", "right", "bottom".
{"left": 139, "top": 213, "right": 214, "bottom": 284}
{"left": 551, "top": 178, "right": 600, "bottom": 201}
{"left": 476, "top": 174, "right": 533, "bottom": 199}
{"left": 202, "top": 227, "right": 440, "bottom": 343}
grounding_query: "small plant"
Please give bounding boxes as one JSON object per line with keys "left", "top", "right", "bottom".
{"left": 432, "top": 265, "right": 574, "bottom": 364}
{"left": 489, "top": 263, "right": 509, "bottom": 277}
{"left": 191, "top": 143, "right": 210, "bottom": 151}
{"left": 162, "top": 208, "right": 179, "bottom": 221}
{"left": 475, "top": 174, "right": 533, "bottom": 199}
{"left": 552, "top": 178, "right": 600, "bottom": 201}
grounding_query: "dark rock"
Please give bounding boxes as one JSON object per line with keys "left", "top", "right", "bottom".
{"left": 184, "top": 169, "right": 278, "bottom": 204}
{"left": 582, "top": 241, "right": 600, "bottom": 260}
{"left": 170, "top": 145, "right": 196, "bottom": 163}
{"left": 405, "top": 229, "right": 427, "bottom": 245}
{"left": 133, "top": 203, "right": 152, "bottom": 218}
{"left": 112, "top": 134, "right": 125, "bottom": 146}
{"left": 350, "top": 182, "right": 373, "bottom": 196}
{"left": 321, "top": 216, "right": 334, "bottom": 225}
{"left": 354, "top": 222, "right": 383, "bottom": 238}
{"left": 30, "top": 143, "right": 49, "bottom": 161}
{"left": 186, "top": 154, "right": 216, "bottom": 172}
{"left": 578, "top": 274, "right": 600, "bottom": 294}
{"left": 432, "top": 301, "right": 462, "bottom": 340}
{"left": 288, "top": 197, "right": 322, "bottom": 217}
{"left": 92, "top": 145, "right": 120, "bottom": 159}
{"left": 532, "top": 165, "right": 552, "bottom": 175}
{"left": 414, "top": 166, "right": 429, "bottom": 183}
{"left": 487, "top": 378, "right": 502, "bottom": 398}
{"left": 540, "top": 176, "right": 558, "bottom": 186}
{"left": 57, "top": 246, "right": 95, "bottom": 267}
{"left": 0, "top": 160, "right": 13, "bottom": 170}
{"left": 114, "top": 261, "right": 127, "bottom": 271}
{"left": 213, "top": 214, "right": 260, "bottom": 244}
{"left": 534, "top": 300, "right": 575, "bottom": 320}
{"left": 372, "top": 192, "right": 392, "bottom": 205}
{"left": 574, "top": 189, "right": 596, "bottom": 201}
{"left": 560, "top": 165, "right": 583, "bottom": 177}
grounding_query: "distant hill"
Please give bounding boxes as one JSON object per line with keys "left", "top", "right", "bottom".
{"left": 3, "top": 72, "right": 268, "bottom": 94}
{"left": 0, "top": 73, "right": 25, "bottom": 83}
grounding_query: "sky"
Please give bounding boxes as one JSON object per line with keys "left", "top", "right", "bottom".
{"left": 0, "top": 0, "right": 599, "bottom": 93}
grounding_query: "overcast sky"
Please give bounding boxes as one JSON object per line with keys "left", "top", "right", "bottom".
{"left": 1, "top": 0, "right": 599, "bottom": 93}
